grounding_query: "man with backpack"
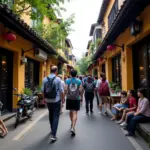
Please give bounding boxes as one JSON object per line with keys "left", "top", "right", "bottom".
{"left": 65, "top": 69, "right": 82, "bottom": 136}
{"left": 83, "top": 75, "right": 96, "bottom": 115}
{"left": 42, "top": 66, "right": 64, "bottom": 142}
{"left": 96, "top": 73, "right": 110, "bottom": 115}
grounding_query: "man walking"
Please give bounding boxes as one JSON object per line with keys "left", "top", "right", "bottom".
{"left": 65, "top": 69, "right": 82, "bottom": 136}
{"left": 42, "top": 66, "right": 64, "bottom": 142}
{"left": 83, "top": 75, "right": 96, "bottom": 115}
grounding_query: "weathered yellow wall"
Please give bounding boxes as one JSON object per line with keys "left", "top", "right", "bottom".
{"left": 0, "top": 24, "right": 51, "bottom": 109}
{"left": 101, "top": 5, "right": 150, "bottom": 91}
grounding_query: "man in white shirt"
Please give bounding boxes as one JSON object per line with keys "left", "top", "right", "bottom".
{"left": 96, "top": 73, "right": 110, "bottom": 115}
{"left": 58, "top": 74, "right": 65, "bottom": 114}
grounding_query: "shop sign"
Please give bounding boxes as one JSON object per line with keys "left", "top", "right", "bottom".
{"left": 35, "top": 48, "right": 48, "bottom": 60}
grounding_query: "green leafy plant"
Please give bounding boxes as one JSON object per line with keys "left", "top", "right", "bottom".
{"left": 33, "top": 14, "right": 75, "bottom": 49}
{"left": 90, "top": 42, "right": 95, "bottom": 55}
{"left": 35, "top": 86, "right": 42, "bottom": 93}
{"left": 95, "top": 38, "right": 102, "bottom": 48}
{"left": 3, "top": 0, "right": 72, "bottom": 22}
{"left": 109, "top": 82, "right": 121, "bottom": 93}
{"left": 22, "top": 88, "right": 33, "bottom": 96}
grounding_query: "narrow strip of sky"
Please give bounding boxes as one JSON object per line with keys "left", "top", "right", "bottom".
{"left": 62, "top": 0, "right": 102, "bottom": 59}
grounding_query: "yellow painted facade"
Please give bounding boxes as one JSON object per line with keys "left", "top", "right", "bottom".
{"left": 97, "top": 3, "right": 150, "bottom": 91}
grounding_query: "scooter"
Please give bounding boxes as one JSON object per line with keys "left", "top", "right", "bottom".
{"left": 13, "top": 88, "right": 37, "bottom": 128}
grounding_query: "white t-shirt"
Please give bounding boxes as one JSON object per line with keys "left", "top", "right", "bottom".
{"left": 61, "top": 80, "right": 65, "bottom": 90}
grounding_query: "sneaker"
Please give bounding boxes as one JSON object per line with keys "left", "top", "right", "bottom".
{"left": 86, "top": 112, "right": 89, "bottom": 115}
{"left": 105, "top": 111, "right": 108, "bottom": 116}
{"left": 116, "top": 120, "right": 123, "bottom": 124}
{"left": 125, "top": 132, "right": 135, "bottom": 137}
{"left": 71, "top": 127, "right": 76, "bottom": 136}
{"left": 120, "top": 122, "right": 127, "bottom": 127}
{"left": 98, "top": 111, "right": 103, "bottom": 115}
{"left": 50, "top": 135, "right": 58, "bottom": 142}
{"left": 90, "top": 110, "right": 93, "bottom": 114}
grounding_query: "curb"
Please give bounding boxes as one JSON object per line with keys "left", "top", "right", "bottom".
{"left": 2, "top": 113, "right": 16, "bottom": 122}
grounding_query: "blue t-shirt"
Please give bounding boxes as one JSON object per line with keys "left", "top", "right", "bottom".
{"left": 66, "top": 78, "right": 82, "bottom": 100}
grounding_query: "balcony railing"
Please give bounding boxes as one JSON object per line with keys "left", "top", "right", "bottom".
{"left": 108, "top": 0, "right": 118, "bottom": 28}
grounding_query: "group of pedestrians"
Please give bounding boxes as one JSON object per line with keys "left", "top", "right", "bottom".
{"left": 41, "top": 65, "right": 109, "bottom": 142}
{"left": 42, "top": 65, "right": 150, "bottom": 142}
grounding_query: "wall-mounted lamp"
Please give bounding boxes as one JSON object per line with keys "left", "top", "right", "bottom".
{"left": 130, "top": 20, "right": 142, "bottom": 36}
{"left": 21, "top": 46, "right": 35, "bottom": 65}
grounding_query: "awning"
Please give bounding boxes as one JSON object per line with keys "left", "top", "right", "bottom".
{"left": 93, "top": 0, "right": 150, "bottom": 60}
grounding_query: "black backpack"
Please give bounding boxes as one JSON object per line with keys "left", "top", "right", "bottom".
{"left": 44, "top": 77, "right": 57, "bottom": 99}
{"left": 85, "top": 82, "right": 95, "bottom": 93}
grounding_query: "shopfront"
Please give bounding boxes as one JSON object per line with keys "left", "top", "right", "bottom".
{"left": 0, "top": 48, "right": 13, "bottom": 113}
{"left": 25, "top": 58, "right": 40, "bottom": 89}
{"left": 133, "top": 36, "right": 150, "bottom": 99}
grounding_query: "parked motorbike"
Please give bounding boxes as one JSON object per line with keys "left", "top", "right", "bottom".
{"left": 13, "top": 88, "right": 37, "bottom": 128}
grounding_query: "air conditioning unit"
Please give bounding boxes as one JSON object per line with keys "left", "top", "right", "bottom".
{"left": 35, "top": 48, "right": 48, "bottom": 60}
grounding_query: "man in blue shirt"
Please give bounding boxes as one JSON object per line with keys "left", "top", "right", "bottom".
{"left": 41, "top": 66, "right": 64, "bottom": 142}
{"left": 65, "top": 69, "right": 82, "bottom": 136}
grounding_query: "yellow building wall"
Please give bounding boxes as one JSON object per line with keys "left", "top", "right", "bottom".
{"left": 0, "top": 24, "right": 50, "bottom": 109}
{"left": 101, "top": 5, "right": 150, "bottom": 91}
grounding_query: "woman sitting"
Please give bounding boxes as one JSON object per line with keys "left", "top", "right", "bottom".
{"left": 111, "top": 91, "right": 128, "bottom": 121}
{"left": 117, "top": 90, "right": 137, "bottom": 126}
{"left": 125, "top": 88, "right": 150, "bottom": 136}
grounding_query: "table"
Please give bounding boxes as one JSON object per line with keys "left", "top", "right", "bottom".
{"left": 107, "top": 93, "right": 121, "bottom": 109}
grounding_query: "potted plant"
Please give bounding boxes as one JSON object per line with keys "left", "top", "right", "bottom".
{"left": 35, "top": 85, "right": 46, "bottom": 107}
{"left": 22, "top": 88, "right": 33, "bottom": 96}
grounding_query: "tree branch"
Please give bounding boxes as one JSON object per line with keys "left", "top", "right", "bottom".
{"left": 16, "top": 5, "right": 31, "bottom": 13}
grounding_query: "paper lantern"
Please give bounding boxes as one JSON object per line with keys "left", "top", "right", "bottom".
{"left": 3, "top": 32, "right": 16, "bottom": 42}
{"left": 107, "top": 44, "right": 116, "bottom": 51}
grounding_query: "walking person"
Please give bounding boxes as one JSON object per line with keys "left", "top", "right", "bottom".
{"left": 0, "top": 101, "right": 8, "bottom": 138}
{"left": 42, "top": 66, "right": 64, "bottom": 142}
{"left": 97, "top": 73, "right": 110, "bottom": 115}
{"left": 58, "top": 74, "right": 65, "bottom": 114}
{"left": 94, "top": 76, "right": 99, "bottom": 107}
{"left": 83, "top": 75, "right": 96, "bottom": 115}
{"left": 65, "top": 69, "right": 82, "bottom": 136}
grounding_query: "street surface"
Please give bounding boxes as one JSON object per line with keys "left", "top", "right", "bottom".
{"left": 0, "top": 103, "right": 148, "bottom": 150}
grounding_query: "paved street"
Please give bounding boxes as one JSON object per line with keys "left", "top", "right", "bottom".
{"left": 0, "top": 103, "right": 148, "bottom": 150}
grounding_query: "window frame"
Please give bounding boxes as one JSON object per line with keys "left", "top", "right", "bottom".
{"left": 108, "top": 0, "right": 118, "bottom": 28}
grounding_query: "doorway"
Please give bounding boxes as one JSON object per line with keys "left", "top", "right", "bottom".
{"left": 102, "top": 64, "right": 106, "bottom": 74}
{"left": 25, "top": 58, "right": 40, "bottom": 89}
{"left": 133, "top": 36, "right": 150, "bottom": 99}
{"left": 112, "top": 54, "right": 121, "bottom": 87}
{"left": 0, "top": 49, "right": 13, "bottom": 113}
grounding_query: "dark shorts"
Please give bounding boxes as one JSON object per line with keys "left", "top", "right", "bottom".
{"left": 66, "top": 99, "right": 80, "bottom": 111}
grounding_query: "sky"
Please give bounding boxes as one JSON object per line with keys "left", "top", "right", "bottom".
{"left": 62, "top": 0, "right": 102, "bottom": 60}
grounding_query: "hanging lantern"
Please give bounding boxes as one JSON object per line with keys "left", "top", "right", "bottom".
{"left": 98, "top": 57, "right": 104, "bottom": 62}
{"left": 3, "top": 32, "right": 16, "bottom": 42}
{"left": 107, "top": 44, "right": 116, "bottom": 51}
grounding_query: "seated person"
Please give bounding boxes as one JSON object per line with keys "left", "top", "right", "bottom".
{"left": 117, "top": 90, "right": 137, "bottom": 125}
{"left": 125, "top": 88, "right": 150, "bottom": 136}
{"left": 111, "top": 91, "right": 128, "bottom": 121}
